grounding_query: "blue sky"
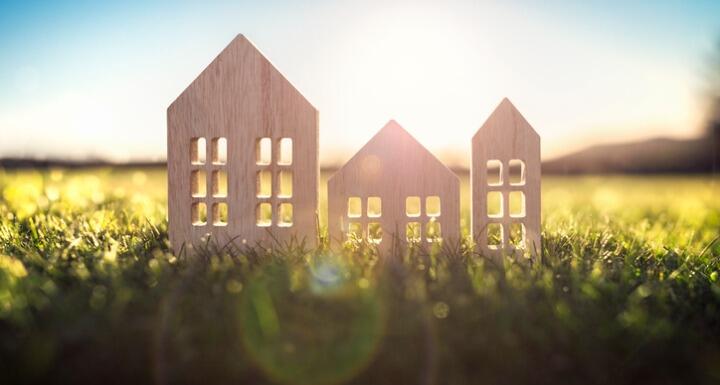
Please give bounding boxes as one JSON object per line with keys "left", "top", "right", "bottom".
{"left": 1, "top": 0, "right": 719, "bottom": 164}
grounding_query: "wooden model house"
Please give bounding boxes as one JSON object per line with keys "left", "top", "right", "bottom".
{"left": 328, "top": 121, "right": 460, "bottom": 253}
{"left": 471, "top": 98, "right": 541, "bottom": 260}
{"left": 167, "top": 35, "right": 318, "bottom": 250}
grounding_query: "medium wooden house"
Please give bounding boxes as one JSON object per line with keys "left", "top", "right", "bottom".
{"left": 328, "top": 120, "right": 460, "bottom": 253}
{"left": 471, "top": 98, "right": 541, "bottom": 261}
{"left": 167, "top": 35, "right": 318, "bottom": 251}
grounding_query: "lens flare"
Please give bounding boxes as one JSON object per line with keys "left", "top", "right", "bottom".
{"left": 240, "top": 263, "right": 384, "bottom": 385}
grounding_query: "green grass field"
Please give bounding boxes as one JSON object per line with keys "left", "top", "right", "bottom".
{"left": 0, "top": 168, "right": 719, "bottom": 384}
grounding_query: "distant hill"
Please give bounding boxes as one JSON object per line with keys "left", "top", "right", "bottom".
{"left": 542, "top": 137, "right": 717, "bottom": 174}
{"left": 1, "top": 136, "right": 717, "bottom": 174}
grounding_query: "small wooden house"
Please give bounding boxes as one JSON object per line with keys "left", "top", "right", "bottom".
{"left": 167, "top": 35, "right": 318, "bottom": 251}
{"left": 471, "top": 98, "right": 541, "bottom": 261}
{"left": 328, "top": 120, "right": 460, "bottom": 253}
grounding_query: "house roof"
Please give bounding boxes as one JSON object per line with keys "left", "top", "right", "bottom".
{"left": 329, "top": 120, "right": 458, "bottom": 184}
{"left": 472, "top": 98, "right": 539, "bottom": 141}
{"left": 168, "top": 34, "right": 317, "bottom": 113}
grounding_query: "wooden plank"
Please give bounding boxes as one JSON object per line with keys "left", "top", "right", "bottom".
{"left": 471, "top": 98, "right": 541, "bottom": 262}
{"left": 168, "top": 35, "right": 318, "bottom": 252}
{"left": 328, "top": 120, "right": 460, "bottom": 255}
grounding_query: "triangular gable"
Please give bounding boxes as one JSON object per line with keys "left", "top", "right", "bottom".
{"left": 169, "top": 34, "right": 316, "bottom": 113}
{"left": 330, "top": 120, "right": 457, "bottom": 183}
{"left": 473, "top": 98, "right": 539, "bottom": 141}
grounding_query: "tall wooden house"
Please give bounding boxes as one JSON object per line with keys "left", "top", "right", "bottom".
{"left": 328, "top": 120, "right": 460, "bottom": 253}
{"left": 167, "top": 35, "right": 318, "bottom": 251}
{"left": 471, "top": 98, "right": 541, "bottom": 261}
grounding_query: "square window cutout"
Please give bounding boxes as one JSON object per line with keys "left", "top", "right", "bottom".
{"left": 191, "top": 170, "right": 206, "bottom": 198}
{"left": 509, "top": 191, "right": 525, "bottom": 218}
{"left": 367, "top": 197, "right": 382, "bottom": 218}
{"left": 347, "top": 222, "right": 363, "bottom": 241}
{"left": 368, "top": 222, "right": 382, "bottom": 244}
{"left": 256, "top": 203, "right": 272, "bottom": 227}
{"left": 191, "top": 202, "right": 207, "bottom": 226}
{"left": 406, "top": 196, "right": 421, "bottom": 217}
{"left": 212, "top": 203, "right": 228, "bottom": 226}
{"left": 425, "top": 219, "right": 441, "bottom": 242}
{"left": 347, "top": 197, "right": 362, "bottom": 218}
{"left": 486, "top": 160, "right": 502, "bottom": 186}
{"left": 426, "top": 196, "right": 441, "bottom": 217}
{"left": 487, "top": 223, "right": 503, "bottom": 249}
{"left": 509, "top": 159, "right": 525, "bottom": 185}
{"left": 256, "top": 170, "right": 272, "bottom": 198}
{"left": 191, "top": 137, "right": 206, "bottom": 165}
{"left": 256, "top": 137, "right": 271, "bottom": 165}
{"left": 487, "top": 191, "right": 503, "bottom": 218}
{"left": 278, "top": 138, "right": 292, "bottom": 165}
{"left": 277, "top": 203, "right": 293, "bottom": 227}
{"left": 509, "top": 223, "right": 525, "bottom": 249}
{"left": 406, "top": 222, "right": 421, "bottom": 242}
{"left": 212, "top": 170, "right": 227, "bottom": 198}
{"left": 212, "top": 137, "right": 227, "bottom": 165}
{"left": 278, "top": 170, "right": 293, "bottom": 198}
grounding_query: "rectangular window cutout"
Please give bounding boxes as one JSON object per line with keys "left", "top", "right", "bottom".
{"left": 212, "top": 203, "right": 228, "bottom": 226}
{"left": 487, "top": 191, "right": 503, "bottom": 218}
{"left": 212, "top": 137, "right": 227, "bottom": 165}
{"left": 486, "top": 160, "right": 502, "bottom": 186}
{"left": 191, "top": 137, "right": 206, "bottom": 165}
{"left": 367, "top": 196, "right": 382, "bottom": 218}
{"left": 509, "top": 223, "right": 525, "bottom": 249}
{"left": 191, "top": 202, "right": 207, "bottom": 226}
{"left": 405, "top": 196, "right": 421, "bottom": 217}
{"left": 256, "top": 203, "right": 272, "bottom": 227}
{"left": 256, "top": 137, "right": 272, "bottom": 165}
{"left": 278, "top": 170, "right": 293, "bottom": 198}
{"left": 278, "top": 138, "right": 292, "bottom": 165}
{"left": 425, "top": 219, "right": 441, "bottom": 242}
{"left": 368, "top": 222, "right": 382, "bottom": 244}
{"left": 277, "top": 203, "right": 293, "bottom": 227}
{"left": 212, "top": 170, "right": 227, "bottom": 198}
{"left": 191, "top": 170, "right": 206, "bottom": 197}
{"left": 347, "top": 222, "right": 363, "bottom": 241}
{"left": 256, "top": 170, "right": 272, "bottom": 198}
{"left": 406, "top": 222, "right": 421, "bottom": 242}
{"left": 509, "top": 191, "right": 526, "bottom": 218}
{"left": 487, "top": 223, "right": 503, "bottom": 249}
{"left": 509, "top": 159, "right": 525, "bottom": 185}
{"left": 425, "top": 196, "right": 441, "bottom": 217}
{"left": 347, "top": 197, "right": 362, "bottom": 218}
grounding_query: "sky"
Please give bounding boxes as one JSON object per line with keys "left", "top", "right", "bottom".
{"left": 0, "top": 0, "right": 719, "bottom": 166}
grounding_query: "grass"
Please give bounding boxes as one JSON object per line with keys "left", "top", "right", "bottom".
{"left": 0, "top": 168, "right": 719, "bottom": 384}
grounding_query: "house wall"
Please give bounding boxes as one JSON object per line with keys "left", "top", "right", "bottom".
{"left": 471, "top": 100, "right": 541, "bottom": 261}
{"left": 168, "top": 35, "right": 318, "bottom": 252}
{"left": 328, "top": 123, "right": 460, "bottom": 254}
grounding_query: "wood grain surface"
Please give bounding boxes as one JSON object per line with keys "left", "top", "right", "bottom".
{"left": 328, "top": 120, "right": 460, "bottom": 255}
{"left": 168, "top": 35, "right": 318, "bottom": 252}
{"left": 471, "top": 98, "right": 541, "bottom": 262}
